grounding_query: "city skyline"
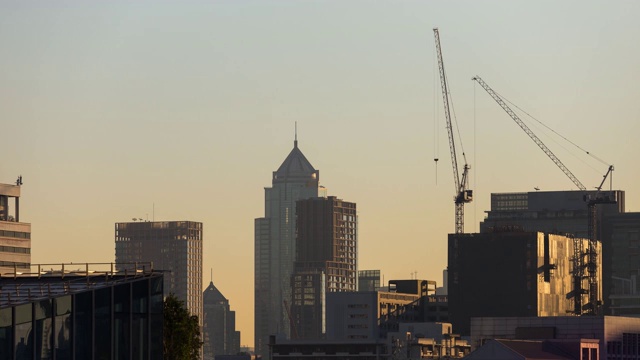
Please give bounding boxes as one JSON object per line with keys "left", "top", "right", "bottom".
{"left": 2, "top": 1, "right": 639, "bottom": 347}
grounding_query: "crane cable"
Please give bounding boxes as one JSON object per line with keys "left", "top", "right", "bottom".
{"left": 493, "top": 89, "right": 610, "bottom": 168}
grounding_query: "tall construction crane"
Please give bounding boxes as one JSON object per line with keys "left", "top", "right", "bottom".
{"left": 472, "top": 75, "right": 616, "bottom": 315}
{"left": 434, "top": 28, "right": 473, "bottom": 234}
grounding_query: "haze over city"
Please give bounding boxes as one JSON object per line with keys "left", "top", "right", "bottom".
{"left": 1, "top": 1, "right": 639, "bottom": 348}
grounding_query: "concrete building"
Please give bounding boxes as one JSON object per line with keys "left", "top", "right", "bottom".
{"left": 0, "top": 262, "right": 163, "bottom": 359}
{"left": 358, "top": 270, "right": 380, "bottom": 292}
{"left": 290, "top": 196, "right": 357, "bottom": 340}
{"left": 203, "top": 280, "right": 241, "bottom": 359}
{"left": 470, "top": 316, "right": 640, "bottom": 360}
{"left": 479, "top": 189, "right": 640, "bottom": 315}
{"left": 326, "top": 291, "right": 420, "bottom": 340}
{"left": 448, "top": 231, "right": 600, "bottom": 336}
{"left": 254, "top": 138, "right": 322, "bottom": 356}
{"left": 114, "top": 220, "right": 203, "bottom": 324}
{"left": 0, "top": 180, "right": 31, "bottom": 275}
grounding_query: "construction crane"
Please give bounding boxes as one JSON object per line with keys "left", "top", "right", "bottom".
{"left": 434, "top": 28, "right": 473, "bottom": 234}
{"left": 472, "top": 75, "right": 616, "bottom": 315}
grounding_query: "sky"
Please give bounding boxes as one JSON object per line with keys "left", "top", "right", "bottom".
{"left": 1, "top": 1, "right": 639, "bottom": 347}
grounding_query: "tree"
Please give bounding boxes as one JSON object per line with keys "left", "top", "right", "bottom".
{"left": 164, "top": 293, "right": 203, "bottom": 360}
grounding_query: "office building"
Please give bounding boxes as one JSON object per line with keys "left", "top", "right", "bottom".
{"left": 448, "top": 231, "right": 600, "bottom": 336}
{"left": 290, "top": 196, "right": 357, "bottom": 340}
{"left": 0, "top": 180, "right": 31, "bottom": 275}
{"left": 115, "top": 221, "right": 203, "bottom": 324}
{"left": 470, "top": 316, "right": 640, "bottom": 360}
{"left": 254, "top": 138, "right": 321, "bottom": 356}
{"left": 480, "top": 189, "right": 639, "bottom": 314}
{"left": 603, "top": 211, "right": 640, "bottom": 316}
{"left": 203, "top": 280, "right": 240, "bottom": 359}
{"left": 358, "top": 270, "right": 380, "bottom": 292}
{"left": 0, "top": 262, "right": 163, "bottom": 359}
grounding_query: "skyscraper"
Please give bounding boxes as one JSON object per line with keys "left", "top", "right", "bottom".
{"left": 290, "top": 196, "right": 358, "bottom": 339}
{"left": 0, "top": 180, "right": 30, "bottom": 275}
{"left": 115, "top": 221, "right": 203, "bottom": 324}
{"left": 254, "top": 138, "right": 321, "bottom": 357}
{"left": 203, "top": 280, "right": 240, "bottom": 360}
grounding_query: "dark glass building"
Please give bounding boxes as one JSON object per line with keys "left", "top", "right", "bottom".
{"left": 0, "top": 262, "right": 163, "bottom": 360}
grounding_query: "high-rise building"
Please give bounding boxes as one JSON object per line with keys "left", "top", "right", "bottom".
{"left": 203, "top": 280, "right": 240, "bottom": 360}
{"left": 254, "top": 139, "right": 321, "bottom": 357}
{"left": 290, "top": 196, "right": 357, "bottom": 339}
{"left": 448, "top": 231, "right": 600, "bottom": 336}
{"left": 115, "top": 221, "right": 203, "bottom": 324}
{"left": 0, "top": 180, "right": 30, "bottom": 275}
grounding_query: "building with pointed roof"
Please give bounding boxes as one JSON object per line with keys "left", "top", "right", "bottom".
{"left": 255, "top": 137, "right": 323, "bottom": 358}
{"left": 203, "top": 280, "right": 240, "bottom": 360}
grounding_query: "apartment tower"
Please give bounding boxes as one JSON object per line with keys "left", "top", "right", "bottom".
{"left": 290, "top": 196, "right": 357, "bottom": 339}
{"left": 0, "top": 179, "right": 30, "bottom": 275}
{"left": 115, "top": 221, "right": 203, "bottom": 323}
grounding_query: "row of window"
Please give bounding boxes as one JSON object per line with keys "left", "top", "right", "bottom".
{"left": 0, "top": 261, "right": 29, "bottom": 268}
{"left": 0, "top": 230, "right": 30, "bottom": 239}
{"left": 0, "top": 246, "right": 30, "bottom": 254}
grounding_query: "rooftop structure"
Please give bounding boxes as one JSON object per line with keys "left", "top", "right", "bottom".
{"left": 470, "top": 316, "right": 640, "bottom": 360}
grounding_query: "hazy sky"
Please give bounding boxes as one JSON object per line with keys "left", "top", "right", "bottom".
{"left": 2, "top": 1, "right": 639, "bottom": 346}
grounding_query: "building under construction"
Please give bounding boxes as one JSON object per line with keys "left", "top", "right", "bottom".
{"left": 448, "top": 230, "right": 600, "bottom": 336}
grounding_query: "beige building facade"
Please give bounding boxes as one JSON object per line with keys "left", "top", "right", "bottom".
{"left": 0, "top": 181, "right": 31, "bottom": 275}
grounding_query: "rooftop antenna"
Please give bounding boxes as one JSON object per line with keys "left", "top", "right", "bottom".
{"left": 294, "top": 121, "right": 298, "bottom": 147}
{"left": 211, "top": 268, "right": 213, "bottom": 283}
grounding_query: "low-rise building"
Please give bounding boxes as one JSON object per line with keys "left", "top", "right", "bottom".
{"left": 0, "top": 262, "right": 163, "bottom": 359}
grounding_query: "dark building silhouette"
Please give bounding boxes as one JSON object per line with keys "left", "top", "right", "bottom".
{"left": 290, "top": 196, "right": 357, "bottom": 339}
{"left": 203, "top": 281, "right": 240, "bottom": 360}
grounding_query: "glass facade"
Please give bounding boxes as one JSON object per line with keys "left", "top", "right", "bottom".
{"left": 0, "top": 273, "right": 163, "bottom": 360}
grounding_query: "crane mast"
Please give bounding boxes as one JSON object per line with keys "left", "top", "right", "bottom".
{"left": 473, "top": 75, "right": 616, "bottom": 316}
{"left": 434, "top": 28, "right": 472, "bottom": 234}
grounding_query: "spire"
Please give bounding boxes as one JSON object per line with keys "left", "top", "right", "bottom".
{"left": 294, "top": 121, "right": 298, "bottom": 148}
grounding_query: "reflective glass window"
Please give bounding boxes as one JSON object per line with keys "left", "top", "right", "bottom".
{"left": 114, "top": 283, "right": 130, "bottom": 359}
{"left": 0, "top": 307, "right": 12, "bottom": 359}
{"left": 54, "top": 296, "right": 71, "bottom": 359}
{"left": 132, "top": 279, "right": 149, "bottom": 360}
{"left": 35, "top": 299, "right": 53, "bottom": 360}
{"left": 15, "top": 303, "right": 33, "bottom": 360}
{"left": 74, "top": 291, "right": 92, "bottom": 359}
{"left": 95, "top": 287, "right": 112, "bottom": 360}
